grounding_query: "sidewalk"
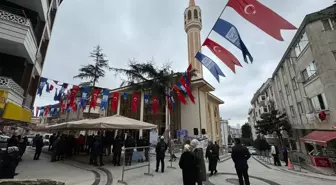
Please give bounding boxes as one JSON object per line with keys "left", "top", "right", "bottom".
{"left": 252, "top": 155, "right": 336, "bottom": 182}
{"left": 15, "top": 148, "right": 96, "bottom": 185}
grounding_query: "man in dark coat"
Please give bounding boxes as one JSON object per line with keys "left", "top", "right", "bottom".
{"left": 112, "top": 133, "right": 123, "bottom": 166}
{"left": 7, "top": 135, "right": 18, "bottom": 148}
{"left": 231, "top": 138, "right": 251, "bottom": 185}
{"left": 0, "top": 146, "right": 20, "bottom": 179}
{"left": 155, "top": 136, "right": 167, "bottom": 173}
{"left": 179, "top": 144, "right": 197, "bottom": 185}
{"left": 206, "top": 141, "right": 220, "bottom": 176}
{"left": 34, "top": 136, "right": 44, "bottom": 160}
{"left": 125, "top": 134, "right": 135, "bottom": 166}
{"left": 49, "top": 134, "right": 56, "bottom": 151}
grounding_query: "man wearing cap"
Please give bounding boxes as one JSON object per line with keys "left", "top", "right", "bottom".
{"left": 155, "top": 136, "right": 167, "bottom": 172}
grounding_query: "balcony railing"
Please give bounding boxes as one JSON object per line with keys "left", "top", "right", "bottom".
{"left": 0, "top": 8, "right": 38, "bottom": 46}
{"left": 0, "top": 76, "right": 24, "bottom": 96}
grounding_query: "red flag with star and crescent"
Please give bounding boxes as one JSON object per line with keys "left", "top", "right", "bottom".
{"left": 180, "top": 77, "right": 195, "bottom": 104}
{"left": 111, "top": 92, "right": 119, "bottom": 112}
{"left": 227, "top": 0, "right": 296, "bottom": 41}
{"left": 70, "top": 85, "right": 79, "bottom": 111}
{"left": 203, "top": 38, "right": 241, "bottom": 73}
{"left": 152, "top": 96, "right": 159, "bottom": 114}
{"left": 173, "top": 86, "right": 187, "bottom": 105}
{"left": 132, "top": 93, "right": 139, "bottom": 112}
{"left": 90, "top": 88, "right": 99, "bottom": 109}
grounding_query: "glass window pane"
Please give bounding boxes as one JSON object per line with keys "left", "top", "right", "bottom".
{"left": 321, "top": 93, "right": 329, "bottom": 110}
{"left": 322, "top": 19, "right": 331, "bottom": 30}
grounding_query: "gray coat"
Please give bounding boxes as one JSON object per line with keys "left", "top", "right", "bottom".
{"left": 193, "top": 148, "right": 206, "bottom": 182}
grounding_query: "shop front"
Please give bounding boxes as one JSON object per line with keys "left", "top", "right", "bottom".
{"left": 300, "top": 131, "right": 336, "bottom": 173}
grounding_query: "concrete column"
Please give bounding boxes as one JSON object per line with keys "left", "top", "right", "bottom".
{"left": 116, "top": 93, "right": 121, "bottom": 115}
{"left": 139, "top": 91, "right": 144, "bottom": 137}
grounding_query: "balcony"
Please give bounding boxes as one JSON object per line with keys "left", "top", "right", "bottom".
{"left": 0, "top": 76, "right": 24, "bottom": 106}
{"left": 0, "top": 8, "right": 38, "bottom": 64}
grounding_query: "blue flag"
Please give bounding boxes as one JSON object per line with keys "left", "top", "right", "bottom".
{"left": 80, "top": 87, "right": 88, "bottom": 109}
{"left": 123, "top": 92, "right": 128, "bottom": 100}
{"left": 144, "top": 94, "right": 151, "bottom": 112}
{"left": 169, "top": 91, "right": 176, "bottom": 108}
{"left": 37, "top": 77, "right": 47, "bottom": 96}
{"left": 213, "top": 18, "right": 253, "bottom": 63}
{"left": 195, "top": 52, "right": 225, "bottom": 82}
{"left": 100, "top": 89, "right": 109, "bottom": 110}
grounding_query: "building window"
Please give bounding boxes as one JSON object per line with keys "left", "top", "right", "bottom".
{"left": 285, "top": 84, "right": 290, "bottom": 95}
{"left": 258, "top": 109, "right": 261, "bottom": 115}
{"left": 297, "top": 102, "right": 304, "bottom": 114}
{"left": 270, "top": 86, "right": 273, "bottom": 96}
{"left": 187, "top": 10, "right": 192, "bottom": 20}
{"left": 194, "top": 9, "right": 198, "bottom": 18}
{"left": 333, "top": 51, "right": 336, "bottom": 61}
{"left": 310, "top": 93, "right": 328, "bottom": 111}
{"left": 265, "top": 90, "right": 268, "bottom": 97}
{"left": 290, "top": 106, "right": 295, "bottom": 117}
{"left": 322, "top": 18, "right": 336, "bottom": 31}
{"left": 261, "top": 96, "right": 266, "bottom": 101}
{"left": 292, "top": 77, "right": 298, "bottom": 90}
{"left": 287, "top": 58, "right": 294, "bottom": 66}
{"left": 301, "top": 61, "right": 317, "bottom": 82}
{"left": 294, "top": 32, "right": 309, "bottom": 56}
{"left": 263, "top": 106, "right": 268, "bottom": 113}
{"left": 281, "top": 66, "right": 285, "bottom": 75}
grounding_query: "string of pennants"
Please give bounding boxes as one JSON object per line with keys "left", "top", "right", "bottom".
{"left": 196, "top": 0, "right": 296, "bottom": 81}
{"left": 35, "top": 64, "right": 195, "bottom": 117}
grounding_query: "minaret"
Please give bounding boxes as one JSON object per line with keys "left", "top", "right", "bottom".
{"left": 184, "top": 0, "right": 203, "bottom": 78}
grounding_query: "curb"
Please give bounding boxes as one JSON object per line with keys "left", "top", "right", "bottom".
{"left": 252, "top": 156, "right": 336, "bottom": 182}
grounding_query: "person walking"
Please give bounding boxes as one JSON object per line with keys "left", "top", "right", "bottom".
{"left": 190, "top": 139, "right": 206, "bottom": 185}
{"left": 49, "top": 134, "right": 56, "bottom": 151}
{"left": 34, "top": 136, "right": 44, "bottom": 160}
{"left": 206, "top": 140, "right": 220, "bottom": 176}
{"left": 231, "top": 138, "right": 250, "bottom": 185}
{"left": 179, "top": 144, "right": 198, "bottom": 185}
{"left": 271, "top": 144, "right": 281, "bottom": 166}
{"left": 113, "top": 133, "right": 123, "bottom": 166}
{"left": 282, "top": 147, "right": 288, "bottom": 166}
{"left": 155, "top": 136, "right": 167, "bottom": 172}
{"left": 125, "top": 134, "right": 135, "bottom": 166}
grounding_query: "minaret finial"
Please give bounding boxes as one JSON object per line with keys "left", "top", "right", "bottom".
{"left": 189, "top": 0, "right": 195, "bottom": 6}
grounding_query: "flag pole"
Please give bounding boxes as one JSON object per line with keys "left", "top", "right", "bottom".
{"left": 200, "top": 3, "right": 229, "bottom": 48}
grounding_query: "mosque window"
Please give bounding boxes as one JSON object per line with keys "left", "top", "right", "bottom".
{"left": 194, "top": 9, "right": 198, "bottom": 18}
{"left": 199, "top": 11, "right": 201, "bottom": 17}
{"left": 188, "top": 10, "right": 192, "bottom": 20}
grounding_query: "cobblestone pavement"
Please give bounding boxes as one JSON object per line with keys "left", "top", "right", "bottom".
{"left": 14, "top": 149, "right": 336, "bottom": 185}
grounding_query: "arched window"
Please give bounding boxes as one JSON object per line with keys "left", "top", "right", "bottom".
{"left": 199, "top": 11, "right": 201, "bottom": 17}
{"left": 187, "top": 10, "right": 191, "bottom": 20}
{"left": 194, "top": 9, "right": 198, "bottom": 19}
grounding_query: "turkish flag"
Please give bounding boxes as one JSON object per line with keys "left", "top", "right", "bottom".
{"left": 132, "top": 93, "right": 139, "bottom": 112}
{"left": 173, "top": 86, "right": 187, "bottom": 105}
{"left": 180, "top": 77, "right": 195, "bottom": 104}
{"left": 203, "top": 38, "right": 241, "bottom": 73}
{"left": 152, "top": 96, "right": 159, "bottom": 114}
{"left": 227, "top": 0, "right": 296, "bottom": 41}
{"left": 70, "top": 85, "right": 79, "bottom": 111}
{"left": 111, "top": 92, "right": 119, "bottom": 112}
{"left": 90, "top": 88, "right": 99, "bottom": 109}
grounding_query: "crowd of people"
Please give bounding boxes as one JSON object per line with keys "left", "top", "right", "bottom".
{"left": 47, "top": 131, "right": 150, "bottom": 167}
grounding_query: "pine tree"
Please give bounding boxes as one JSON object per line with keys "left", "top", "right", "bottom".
{"left": 73, "top": 45, "right": 111, "bottom": 117}
{"left": 241, "top": 123, "right": 252, "bottom": 138}
{"left": 254, "top": 101, "right": 292, "bottom": 145}
{"left": 74, "top": 45, "right": 111, "bottom": 87}
{"left": 111, "top": 60, "right": 196, "bottom": 102}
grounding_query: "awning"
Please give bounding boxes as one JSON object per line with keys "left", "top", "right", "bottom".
{"left": 2, "top": 102, "right": 32, "bottom": 123}
{"left": 300, "top": 131, "right": 336, "bottom": 146}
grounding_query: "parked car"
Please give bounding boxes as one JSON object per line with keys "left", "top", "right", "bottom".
{"left": 248, "top": 147, "right": 257, "bottom": 155}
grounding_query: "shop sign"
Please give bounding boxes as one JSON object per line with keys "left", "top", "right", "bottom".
{"left": 315, "top": 157, "right": 331, "bottom": 167}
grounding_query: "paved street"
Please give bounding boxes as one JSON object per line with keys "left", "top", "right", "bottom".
{"left": 13, "top": 149, "right": 336, "bottom": 185}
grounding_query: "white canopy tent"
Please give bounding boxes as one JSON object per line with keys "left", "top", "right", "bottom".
{"left": 45, "top": 115, "right": 157, "bottom": 130}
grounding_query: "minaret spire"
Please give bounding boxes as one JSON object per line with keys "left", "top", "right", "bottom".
{"left": 189, "top": 0, "right": 195, "bottom": 6}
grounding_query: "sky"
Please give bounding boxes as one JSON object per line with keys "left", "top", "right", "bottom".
{"left": 34, "top": 0, "right": 334, "bottom": 127}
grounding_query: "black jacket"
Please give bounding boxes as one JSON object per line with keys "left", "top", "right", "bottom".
{"left": 231, "top": 144, "right": 251, "bottom": 169}
{"left": 156, "top": 141, "right": 167, "bottom": 157}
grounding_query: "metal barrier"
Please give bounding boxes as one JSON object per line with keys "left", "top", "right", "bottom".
{"left": 118, "top": 146, "right": 153, "bottom": 185}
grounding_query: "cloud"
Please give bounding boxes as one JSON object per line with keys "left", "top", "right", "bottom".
{"left": 35, "top": 0, "right": 334, "bottom": 122}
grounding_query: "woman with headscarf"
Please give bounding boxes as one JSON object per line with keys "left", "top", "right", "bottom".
{"left": 206, "top": 140, "right": 220, "bottom": 176}
{"left": 190, "top": 139, "right": 206, "bottom": 185}
{"left": 179, "top": 144, "right": 197, "bottom": 185}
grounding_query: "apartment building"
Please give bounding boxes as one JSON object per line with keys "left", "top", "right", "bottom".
{"left": 0, "top": 0, "right": 63, "bottom": 126}
{"left": 249, "top": 5, "right": 336, "bottom": 153}
{"left": 248, "top": 78, "right": 276, "bottom": 140}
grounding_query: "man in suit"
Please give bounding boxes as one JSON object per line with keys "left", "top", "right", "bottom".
{"left": 231, "top": 138, "right": 250, "bottom": 185}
